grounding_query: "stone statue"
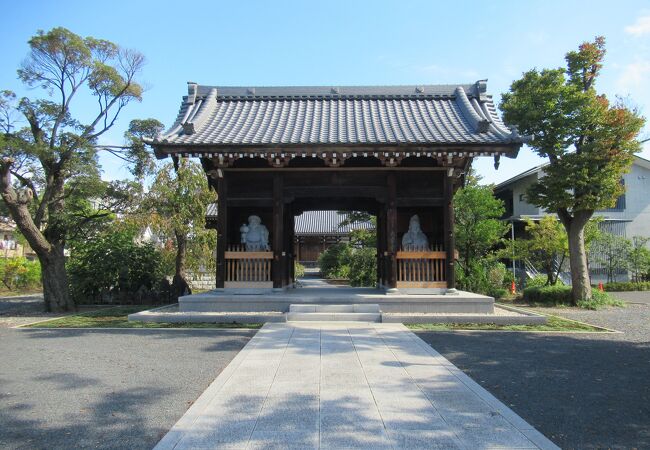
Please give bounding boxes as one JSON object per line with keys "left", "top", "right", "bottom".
{"left": 241, "top": 215, "right": 270, "bottom": 251}
{"left": 401, "top": 215, "right": 429, "bottom": 251}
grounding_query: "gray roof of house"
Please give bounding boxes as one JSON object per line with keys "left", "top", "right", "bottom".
{"left": 151, "top": 81, "right": 524, "bottom": 149}
{"left": 205, "top": 207, "right": 373, "bottom": 235}
{"left": 294, "top": 211, "right": 374, "bottom": 236}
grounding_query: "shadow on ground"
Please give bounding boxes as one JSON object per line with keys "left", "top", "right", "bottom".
{"left": 415, "top": 331, "right": 650, "bottom": 449}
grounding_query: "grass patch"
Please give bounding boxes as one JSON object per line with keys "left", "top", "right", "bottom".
{"left": 25, "top": 306, "right": 262, "bottom": 329}
{"left": 406, "top": 315, "right": 607, "bottom": 332}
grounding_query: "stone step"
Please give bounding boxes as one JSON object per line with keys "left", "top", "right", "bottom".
{"left": 289, "top": 304, "right": 380, "bottom": 313}
{"left": 286, "top": 312, "right": 382, "bottom": 322}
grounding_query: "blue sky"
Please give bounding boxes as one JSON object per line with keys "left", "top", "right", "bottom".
{"left": 2, "top": 0, "right": 649, "bottom": 185}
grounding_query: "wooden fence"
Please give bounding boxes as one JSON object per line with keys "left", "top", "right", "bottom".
{"left": 224, "top": 245, "right": 273, "bottom": 288}
{"left": 396, "top": 244, "right": 447, "bottom": 288}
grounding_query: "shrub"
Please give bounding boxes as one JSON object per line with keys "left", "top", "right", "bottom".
{"left": 294, "top": 262, "right": 305, "bottom": 279}
{"left": 522, "top": 285, "right": 572, "bottom": 305}
{"left": 600, "top": 281, "right": 650, "bottom": 292}
{"left": 577, "top": 290, "right": 625, "bottom": 310}
{"left": 349, "top": 248, "right": 377, "bottom": 287}
{"left": 526, "top": 275, "right": 549, "bottom": 288}
{"left": 319, "top": 243, "right": 352, "bottom": 279}
{"left": 0, "top": 257, "right": 41, "bottom": 290}
{"left": 487, "top": 287, "right": 508, "bottom": 300}
{"left": 67, "top": 229, "right": 165, "bottom": 304}
{"left": 457, "top": 260, "right": 508, "bottom": 296}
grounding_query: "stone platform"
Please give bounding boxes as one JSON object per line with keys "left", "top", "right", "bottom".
{"left": 179, "top": 287, "right": 495, "bottom": 314}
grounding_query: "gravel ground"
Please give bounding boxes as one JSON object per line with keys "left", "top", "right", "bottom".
{"left": 0, "top": 294, "right": 63, "bottom": 328}
{"left": 416, "top": 292, "right": 650, "bottom": 450}
{"left": 0, "top": 326, "right": 255, "bottom": 449}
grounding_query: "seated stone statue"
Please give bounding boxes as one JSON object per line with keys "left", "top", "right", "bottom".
{"left": 242, "top": 215, "right": 270, "bottom": 251}
{"left": 401, "top": 215, "right": 429, "bottom": 251}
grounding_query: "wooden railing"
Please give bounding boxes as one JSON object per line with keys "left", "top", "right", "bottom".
{"left": 396, "top": 245, "right": 447, "bottom": 288}
{"left": 225, "top": 245, "right": 273, "bottom": 288}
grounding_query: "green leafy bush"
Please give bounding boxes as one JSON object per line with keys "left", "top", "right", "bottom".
{"left": 0, "top": 257, "right": 41, "bottom": 290}
{"left": 522, "top": 285, "right": 572, "bottom": 305}
{"left": 457, "top": 260, "right": 508, "bottom": 296}
{"left": 294, "top": 262, "right": 305, "bottom": 279}
{"left": 577, "top": 290, "right": 625, "bottom": 310}
{"left": 600, "top": 281, "right": 650, "bottom": 292}
{"left": 319, "top": 243, "right": 352, "bottom": 279}
{"left": 349, "top": 248, "right": 377, "bottom": 287}
{"left": 68, "top": 229, "right": 165, "bottom": 304}
{"left": 526, "top": 275, "right": 550, "bottom": 288}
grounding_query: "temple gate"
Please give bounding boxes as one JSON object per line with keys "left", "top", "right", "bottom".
{"left": 148, "top": 82, "right": 523, "bottom": 293}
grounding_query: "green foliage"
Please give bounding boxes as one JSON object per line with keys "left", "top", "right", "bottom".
{"left": 523, "top": 285, "right": 573, "bottom": 305}
{"left": 294, "top": 262, "right": 305, "bottom": 279}
{"left": 454, "top": 183, "right": 509, "bottom": 295}
{"left": 318, "top": 243, "right": 352, "bottom": 279}
{"left": 600, "top": 281, "right": 650, "bottom": 292}
{"left": 0, "top": 257, "right": 41, "bottom": 290}
{"left": 457, "top": 260, "right": 508, "bottom": 296}
{"left": 67, "top": 228, "right": 164, "bottom": 304}
{"left": 527, "top": 275, "right": 552, "bottom": 288}
{"left": 145, "top": 160, "right": 217, "bottom": 278}
{"left": 523, "top": 284, "right": 624, "bottom": 309}
{"left": 500, "top": 37, "right": 645, "bottom": 302}
{"left": 591, "top": 232, "right": 632, "bottom": 282}
{"left": 348, "top": 248, "right": 377, "bottom": 287}
{"left": 628, "top": 236, "right": 650, "bottom": 282}
{"left": 517, "top": 217, "right": 568, "bottom": 285}
{"left": 0, "top": 27, "right": 153, "bottom": 311}
{"left": 454, "top": 184, "right": 509, "bottom": 274}
{"left": 318, "top": 243, "right": 376, "bottom": 287}
{"left": 577, "top": 290, "right": 625, "bottom": 310}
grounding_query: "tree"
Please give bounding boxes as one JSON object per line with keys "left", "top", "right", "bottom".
{"left": 627, "top": 236, "right": 650, "bottom": 283}
{"left": 145, "top": 159, "right": 216, "bottom": 295}
{"left": 501, "top": 37, "right": 645, "bottom": 303}
{"left": 454, "top": 184, "right": 510, "bottom": 293}
{"left": 591, "top": 232, "right": 632, "bottom": 283}
{"left": 0, "top": 28, "right": 150, "bottom": 311}
{"left": 519, "top": 216, "right": 568, "bottom": 286}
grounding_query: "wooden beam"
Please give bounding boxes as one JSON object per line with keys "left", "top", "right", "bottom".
{"left": 216, "top": 174, "right": 228, "bottom": 289}
{"left": 272, "top": 174, "right": 284, "bottom": 289}
{"left": 443, "top": 171, "right": 456, "bottom": 290}
{"left": 386, "top": 172, "right": 397, "bottom": 289}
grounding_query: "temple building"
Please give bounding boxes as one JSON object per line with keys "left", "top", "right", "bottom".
{"left": 148, "top": 81, "right": 524, "bottom": 294}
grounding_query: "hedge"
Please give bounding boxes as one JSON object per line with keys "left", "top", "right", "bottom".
{"left": 522, "top": 285, "right": 572, "bottom": 305}
{"left": 599, "top": 281, "right": 650, "bottom": 292}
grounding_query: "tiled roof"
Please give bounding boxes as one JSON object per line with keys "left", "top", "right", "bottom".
{"left": 205, "top": 206, "right": 373, "bottom": 236}
{"left": 151, "top": 81, "right": 523, "bottom": 149}
{"left": 294, "top": 211, "right": 374, "bottom": 235}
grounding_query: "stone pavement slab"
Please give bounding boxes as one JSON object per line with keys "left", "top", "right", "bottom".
{"left": 155, "top": 323, "right": 559, "bottom": 450}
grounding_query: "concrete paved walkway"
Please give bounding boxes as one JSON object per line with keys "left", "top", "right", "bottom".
{"left": 155, "top": 323, "right": 558, "bottom": 449}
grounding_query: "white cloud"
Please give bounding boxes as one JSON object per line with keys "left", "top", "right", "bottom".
{"left": 617, "top": 60, "right": 650, "bottom": 92}
{"left": 625, "top": 15, "right": 650, "bottom": 36}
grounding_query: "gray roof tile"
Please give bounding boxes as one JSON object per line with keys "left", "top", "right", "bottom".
{"left": 154, "top": 82, "right": 522, "bottom": 148}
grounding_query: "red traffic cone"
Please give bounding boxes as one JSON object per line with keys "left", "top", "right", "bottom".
{"left": 598, "top": 282, "right": 604, "bottom": 292}
{"left": 510, "top": 280, "right": 517, "bottom": 295}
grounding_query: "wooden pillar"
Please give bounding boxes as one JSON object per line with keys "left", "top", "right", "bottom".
{"left": 215, "top": 174, "right": 227, "bottom": 289}
{"left": 444, "top": 170, "right": 456, "bottom": 290}
{"left": 386, "top": 172, "right": 397, "bottom": 289}
{"left": 272, "top": 174, "right": 284, "bottom": 289}
{"left": 376, "top": 208, "right": 385, "bottom": 287}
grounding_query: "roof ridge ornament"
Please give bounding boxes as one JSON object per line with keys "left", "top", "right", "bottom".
{"left": 454, "top": 86, "right": 489, "bottom": 133}
{"left": 187, "top": 82, "right": 198, "bottom": 105}
{"left": 475, "top": 80, "right": 488, "bottom": 101}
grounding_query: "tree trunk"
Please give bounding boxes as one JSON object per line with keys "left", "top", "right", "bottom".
{"left": 565, "top": 215, "right": 593, "bottom": 303}
{"left": 175, "top": 230, "right": 187, "bottom": 280}
{"left": 171, "top": 230, "right": 191, "bottom": 300}
{"left": 40, "top": 247, "right": 74, "bottom": 312}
